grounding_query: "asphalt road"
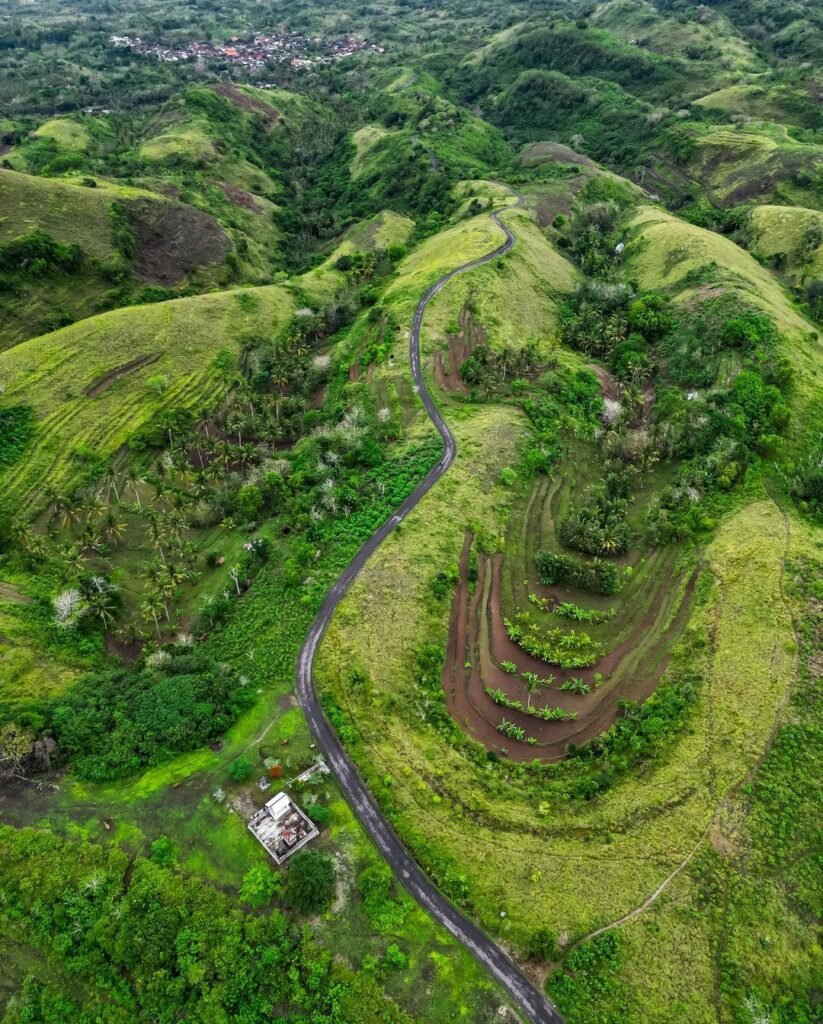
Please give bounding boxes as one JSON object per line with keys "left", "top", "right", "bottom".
{"left": 295, "top": 194, "right": 564, "bottom": 1024}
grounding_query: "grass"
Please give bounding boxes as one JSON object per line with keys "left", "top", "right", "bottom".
{"left": 32, "top": 117, "right": 90, "bottom": 152}
{"left": 139, "top": 122, "right": 216, "bottom": 164}
{"left": 415, "top": 206, "right": 579, "bottom": 351}
{"left": 625, "top": 205, "right": 823, "bottom": 428}
{"left": 350, "top": 125, "right": 392, "bottom": 179}
{"left": 693, "top": 82, "right": 818, "bottom": 125}
{"left": 0, "top": 608, "right": 79, "bottom": 715}
{"left": 685, "top": 123, "right": 823, "bottom": 208}
{"left": 588, "top": 0, "right": 762, "bottom": 73}
{"left": 0, "top": 169, "right": 159, "bottom": 258}
{"left": 748, "top": 203, "right": 823, "bottom": 278}
{"left": 0, "top": 284, "right": 295, "bottom": 504}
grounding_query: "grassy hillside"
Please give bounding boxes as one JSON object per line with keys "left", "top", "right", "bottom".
{"left": 0, "top": 168, "right": 236, "bottom": 347}
{"left": 624, "top": 206, "right": 823, "bottom": 407}
{"left": 669, "top": 122, "right": 823, "bottom": 209}
{"left": 589, "top": 0, "right": 762, "bottom": 73}
{"left": 0, "top": 285, "right": 294, "bottom": 504}
{"left": 748, "top": 203, "right": 823, "bottom": 281}
{"left": 0, "top": 170, "right": 149, "bottom": 259}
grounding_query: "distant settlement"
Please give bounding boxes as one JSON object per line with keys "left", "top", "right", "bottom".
{"left": 110, "top": 31, "right": 385, "bottom": 71}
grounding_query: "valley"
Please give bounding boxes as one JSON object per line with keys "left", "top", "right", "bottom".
{"left": 0, "top": 2, "right": 820, "bottom": 1023}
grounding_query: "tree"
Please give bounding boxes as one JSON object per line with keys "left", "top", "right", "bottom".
{"left": 0, "top": 723, "right": 34, "bottom": 778}
{"left": 239, "top": 863, "right": 281, "bottom": 908}
{"left": 284, "top": 850, "right": 336, "bottom": 915}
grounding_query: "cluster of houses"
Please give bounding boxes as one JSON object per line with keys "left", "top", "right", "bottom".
{"left": 110, "top": 32, "right": 385, "bottom": 71}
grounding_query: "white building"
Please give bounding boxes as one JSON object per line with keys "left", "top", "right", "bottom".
{"left": 247, "top": 792, "right": 319, "bottom": 864}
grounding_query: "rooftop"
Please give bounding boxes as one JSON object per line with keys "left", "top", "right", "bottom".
{"left": 247, "top": 791, "right": 318, "bottom": 864}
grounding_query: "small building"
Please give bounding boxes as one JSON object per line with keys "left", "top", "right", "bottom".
{"left": 247, "top": 792, "right": 318, "bottom": 864}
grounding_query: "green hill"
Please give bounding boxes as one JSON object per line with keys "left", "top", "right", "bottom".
{"left": 748, "top": 203, "right": 823, "bottom": 282}
{"left": 0, "top": 168, "right": 234, "bottom": 347}
{"left": 667, "top": 122, "right": 823, "bottom": 209}
{"left": 0, "top": 285, "right": 293, "bottom": 504}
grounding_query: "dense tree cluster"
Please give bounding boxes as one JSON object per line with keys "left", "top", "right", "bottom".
{"left": 0, "top": 825, "right": 413, "bottom": 1024}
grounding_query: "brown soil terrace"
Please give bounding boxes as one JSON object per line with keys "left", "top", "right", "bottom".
{"left": 434, "top": 304, "right": 486, "bottom": 393}
{"left": 85, "top": 353, "right": 161, "bottom": 397}
{"left": 443, "top": 532, "right": 699, "bottom": 762}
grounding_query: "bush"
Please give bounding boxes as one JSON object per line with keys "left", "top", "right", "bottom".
{"left": 528, "top": 926, "right": 559, "bottom": 961}
{"left": 284, "top": 850, "right": 336, "bottom": 915}
{"left": 384, "top": 944, "right": 407, "bottom": 969}
{"left": 229, "top": 757, "right": 252, "bottom": 782}
{"left": 535, "top": 551, "right": 621, "bottom": 595}
{"left": 150, "top": 835, "right": 177, "bottom": 867}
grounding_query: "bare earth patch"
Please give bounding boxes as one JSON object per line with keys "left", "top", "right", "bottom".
{"left": 85, "top": 353, "right": 161, "bottom": 398}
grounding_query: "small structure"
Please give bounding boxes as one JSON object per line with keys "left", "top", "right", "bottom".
{"left": 248, "top": 792, "right": 318, "bottom": 864}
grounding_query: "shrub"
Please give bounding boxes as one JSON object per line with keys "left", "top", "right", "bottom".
{"left": 229, "top": 757, "right": 252, "bottom": 782}
{"left": 384, "top": 944, "right": 407, "bottom": 969}
{"left": 150, "top": 835, "right": 177, "bottom": 867}
{"left": 528, "top": 926, "right": 559, "bottom": 961}
{"left": 536, "top": 551, "right": 621, "bottom": 595}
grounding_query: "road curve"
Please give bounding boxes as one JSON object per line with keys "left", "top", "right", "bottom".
{"left": 296, "top": 194, "right": 564, "bottom": 1024}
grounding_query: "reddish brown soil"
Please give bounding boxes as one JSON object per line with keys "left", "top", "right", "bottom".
{"left": 211, "top": 180, "right": 262, "bottom": 212}
{"left": 105, "top": 633, "right": 142, "bottom": 664}
{"left": 85, "top": 353, "right": 160, "bottom": 397}
{"left": 589, "top": 364, "right": 620, "bottom": 402}
{"left": 127, "top": 197, "right": 232, "bottom": 285}
{"left": 211, "top": 83, "right": 281, "bottom": 127}
{"left": 590, "top": 364, "right": 655, "bottom": 427}
{"left": 442, "top": 534, "right": 698, "bottom": 762}
{"left": 528, "top": 176, "right": 586, "bottom": 227}
{"left": 433, "top": 304, "right": 484, "bottom": 393}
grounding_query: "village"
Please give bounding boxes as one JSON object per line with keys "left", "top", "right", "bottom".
{"left": 110, "top": 31, "right": 385, "bottom": 71}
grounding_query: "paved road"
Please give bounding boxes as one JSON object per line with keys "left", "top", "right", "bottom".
{"left": 296, "top": 194, "right": 564, "bottom": 1024}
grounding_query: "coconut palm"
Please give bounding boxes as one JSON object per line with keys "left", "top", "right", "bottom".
{"left": 125, "top": 466, "right": 144, "bottom": 509}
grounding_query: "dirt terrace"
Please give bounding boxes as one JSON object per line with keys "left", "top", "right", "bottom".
{"left": 442, "top": 530, "right": 698, "bottom": 762}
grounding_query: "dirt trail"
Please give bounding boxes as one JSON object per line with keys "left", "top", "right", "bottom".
{"left": 85, "top": 354, "right": 161, "bottom": 397}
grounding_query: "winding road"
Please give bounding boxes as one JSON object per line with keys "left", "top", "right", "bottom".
{"left": 296, "top": 194, "right": 564, "bottom": 1024}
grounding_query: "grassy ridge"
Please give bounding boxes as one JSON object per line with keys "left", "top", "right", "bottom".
{"left": 0, "top": 169, "right": 157, "bottom": 259}
{"left": 0, "top": 285, "right": 294, "bottom": 504}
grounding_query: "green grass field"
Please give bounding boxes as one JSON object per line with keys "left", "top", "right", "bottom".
{"left": 0, "top": 169, "right": 158, "bottom": 258}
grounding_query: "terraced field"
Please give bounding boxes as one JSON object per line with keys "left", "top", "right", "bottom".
{"left": 444, "top": 465, "right": 698, "bottom": 760}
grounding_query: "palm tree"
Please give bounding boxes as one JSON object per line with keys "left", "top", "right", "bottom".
{"left": 101, "top": 510, "right": 126, "bottom": 548}
{"left": 104, "top": 466, "right": 120, "bottom": 503}
{"left": 140, "top": 591, "right": 164, "bottom": 639}
{"left": 84, "top": 493, "right": 106, "bottom": 521}
{"left": 126, "top": 466, "right": 144, "bottom": 509}
{"left": 86, "top": 585, "right": 118, "bottom": 630}
{"left": 143, "top": 511, "right": 168, "bottom": 565}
